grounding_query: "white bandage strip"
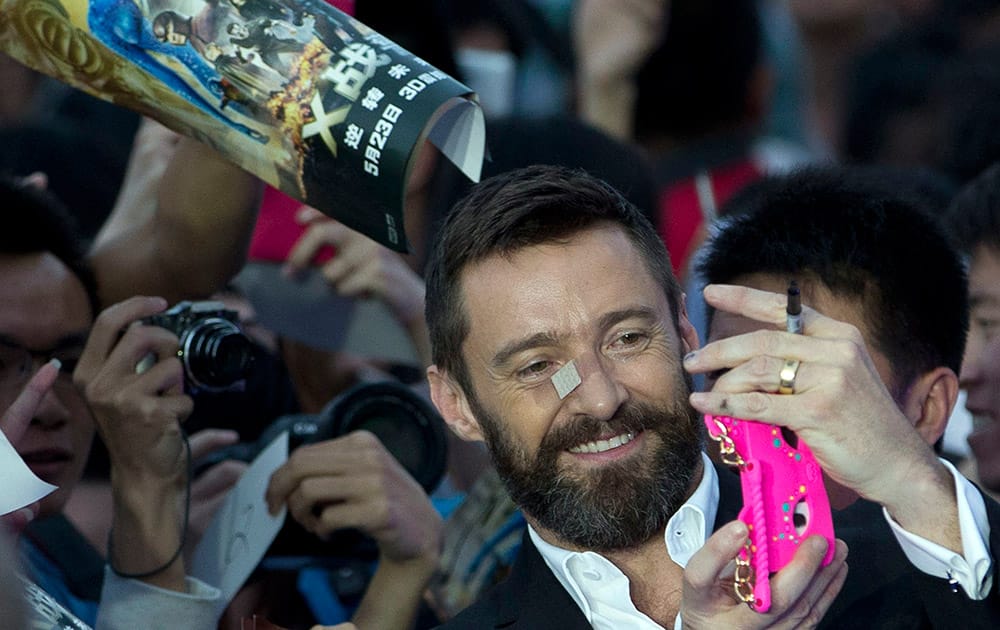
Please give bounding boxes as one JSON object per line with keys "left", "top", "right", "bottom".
{"left": 551, "top": 360, "right": 582, "bottom": 399}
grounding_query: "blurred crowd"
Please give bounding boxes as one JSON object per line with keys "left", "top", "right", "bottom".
{"left": 3, "top": 1, "right": 1000, "bottom": 629}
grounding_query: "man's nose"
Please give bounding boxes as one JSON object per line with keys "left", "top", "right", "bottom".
{"left": 561, "top": 354, "right": 628, "bottom": 422}
{"left": 959, "top": 348, "right": 983, "bottom": 389}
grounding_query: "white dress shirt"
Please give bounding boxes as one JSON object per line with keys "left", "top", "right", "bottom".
{"left": 531, "top": 453, "right": 992, "bottom": 629}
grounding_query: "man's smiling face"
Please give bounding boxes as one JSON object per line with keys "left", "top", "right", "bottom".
{"left": 452, "top": 224, "right": 703, "bottom": 551}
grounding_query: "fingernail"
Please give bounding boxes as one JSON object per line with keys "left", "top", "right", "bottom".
{"left": 48, "top": 358, "right": 62, "bottom": 371}
{"left": 683, "top": 351, "right": 697, "bottom": 364}
{"left": 17, "top": 507, "right": 35, "bottom": 524}
{"left": 150, "top": 296, "right": 168, "bottom": 310}
{"left": 689, "top": 392, "right": 707, "bottom": 407}
{"left": 732, "top": 521, "right": 748, "bottom": 541}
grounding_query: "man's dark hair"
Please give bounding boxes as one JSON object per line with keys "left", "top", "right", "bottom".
{"left": 0, "top": 176, "right": 99, "bottom": 319}
{"left": 633, "top": 0, "right": 761, "bottom": 143}
{"left": 696, "top": 167, "right": 968, "bottom": 393}
{"left": 946, "top": 162, "right": 1000, "bottom": 256}
{"left": 425, "top": 165, "right": 682, "bottom": 395}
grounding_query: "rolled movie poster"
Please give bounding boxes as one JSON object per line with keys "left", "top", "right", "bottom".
{"left": 0, "top": 0, "right": 484, "bottom": 252}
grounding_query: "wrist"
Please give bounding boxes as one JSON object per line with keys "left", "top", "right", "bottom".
{"left": 881, "top": 458, "right": 960, "bottom": 546}
{"left": 109, "top": 467, "right": 189, "bottom": 589}
{"left": 379, "top": 536, "right": 441, "bottom": 575}
{"left": 110, "top": 463, "right": 186, "bottom": 508}
{"left": 378, "top": 542, "right": 441, "bottom": 579}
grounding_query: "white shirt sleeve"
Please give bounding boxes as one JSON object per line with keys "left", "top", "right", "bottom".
{"left": 882, "top": 458, "right": 993, "bottom": 599}
{"left": 95, "top": 566, "right": 221, "bottom": 630}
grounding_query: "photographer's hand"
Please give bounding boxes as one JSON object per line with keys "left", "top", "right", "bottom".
{"left": 266, "top": 430, "right": 443, "bottom": 630}
{"left": 74, "top": 295, "right": 193, "bottom": 591}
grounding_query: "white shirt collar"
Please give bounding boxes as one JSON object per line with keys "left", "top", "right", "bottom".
{"left": 529, "top": 452, "right": 719, "bottom": 629}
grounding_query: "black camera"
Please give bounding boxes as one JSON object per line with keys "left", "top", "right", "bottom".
{"left": 141, "top": 300, "right": 254, "bottom": 394}
{"left": 195, "top": 379, "right": 449, "bottom": 559}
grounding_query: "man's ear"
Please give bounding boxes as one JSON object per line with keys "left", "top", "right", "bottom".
{"left": 902, "top": 367, "right": 960, "bottom": 446}
{"left": 427, "top": 365, "right": 485, "bottom": 442}
{"left": 678, "top": 292, "right": 702, "bottom": 355}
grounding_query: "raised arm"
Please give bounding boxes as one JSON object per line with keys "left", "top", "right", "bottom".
{"left": 90, "top": 120, "right": 263, "bottom": 308}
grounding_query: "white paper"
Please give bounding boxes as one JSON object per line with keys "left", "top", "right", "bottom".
{"left": 190, "top": 431, "right": 289, "bottom": 614}
{"left": 0, "top": 428, "right": 57, "bottom": 515}
{"left": 428, "top": 97, "right": 485, "bottom": 183}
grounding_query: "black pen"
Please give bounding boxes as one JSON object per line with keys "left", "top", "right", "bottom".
{"left": 786, "top": 280, "right": 802, "bottom": 334}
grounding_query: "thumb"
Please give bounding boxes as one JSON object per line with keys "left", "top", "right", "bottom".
{"left": 683, "top": 520, "right": 748, "bottom": 601}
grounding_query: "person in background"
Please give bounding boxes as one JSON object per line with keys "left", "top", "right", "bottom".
{"left": 946, "top": 162, "right": 1000, "bottom": 495}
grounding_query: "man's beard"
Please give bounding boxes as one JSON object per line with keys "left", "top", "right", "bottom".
{"left": 473, "top": 380, "right": 704, "bottom": 552}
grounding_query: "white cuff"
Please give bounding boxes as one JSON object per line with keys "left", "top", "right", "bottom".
{"left": 95, "top": 566, "right": 221, "bottom": 630}
{"left": 882, "top": 458, "right": 992, "bottom": 599}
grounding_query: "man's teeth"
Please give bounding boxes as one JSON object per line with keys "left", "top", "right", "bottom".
{"left": 568, "top": 431, "right": 636, "bottom": 454}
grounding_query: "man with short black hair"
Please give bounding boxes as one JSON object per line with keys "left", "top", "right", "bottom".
{"left": 946, "top": 163, "right": 1000, "bottom": 493}
{"left": 695, "top": 165, "right": 1000, "bottom": 625}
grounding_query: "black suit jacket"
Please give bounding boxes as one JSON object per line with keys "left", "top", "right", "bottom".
{"left": 441, "top": 464, "right": 1000, "bottom": 629}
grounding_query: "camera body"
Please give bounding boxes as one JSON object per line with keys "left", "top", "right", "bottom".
{"left": 195, "top": 380, "right": 449, "bottom": 559}
{"left": 141, "top": 300, "right": 254, "bottom": 394}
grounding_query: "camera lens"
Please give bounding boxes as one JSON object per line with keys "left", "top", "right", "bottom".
{"left": 324, "top": 382, "right": 448, "bottom": 493}
{"left": 181, "top": 318, "right": 254, "bottom": 390}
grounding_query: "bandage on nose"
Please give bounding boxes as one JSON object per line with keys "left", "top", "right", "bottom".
{"left": 551, "top": 360, "right": 582, "bottom": 399}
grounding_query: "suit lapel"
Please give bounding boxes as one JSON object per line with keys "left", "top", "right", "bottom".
{"left": 713, "top": 462, "right": 742, "bottom": 531}
{"left": 493, "top": 531, "right": 593, "bottom": 629}
{"left": 491, "top": 461, "right": 741, "bottom": 629}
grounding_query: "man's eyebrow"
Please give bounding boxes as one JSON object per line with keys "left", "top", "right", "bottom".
{"left": 970, "top": 292, "right": 1000, "bottom": 309}
{"left": 490, "top": 331, "right": 561, "bottom": 370}
{"left": 488, "top": 308, "right": 660, "bottom": 370}
{"left": 598, "top": 307, "right": 659, "bottom": 332}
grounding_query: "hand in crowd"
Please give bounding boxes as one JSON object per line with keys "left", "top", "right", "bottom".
{"left": 284, "top": 207, "right": 426, "bottom": 331}
{"left": 74, "top": 296, "right": 191, "bottom": 481}
{"left": 73, "top": 296, "right": 193, "bottom": 589}
{"left": 0, "top": 360, "right": 60, "bottom": 534}
{"left": 266, "top": 430, "right": 443, "bottom": 630}
{"left": 573, "top": 0, "right": 666, "bottom": 138}
{"left": 684, "top": 284, "right": 960, "bottom": 551}
{"left": 265, "top": 430, "right": 442, "bottom": 568}
{"left": 681, "top": 521, "right": 848, "bottom": 629}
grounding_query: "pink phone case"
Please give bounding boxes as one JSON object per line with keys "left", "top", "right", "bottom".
{"left": 705, "top": 415, "right": 835, "bottom": 612}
